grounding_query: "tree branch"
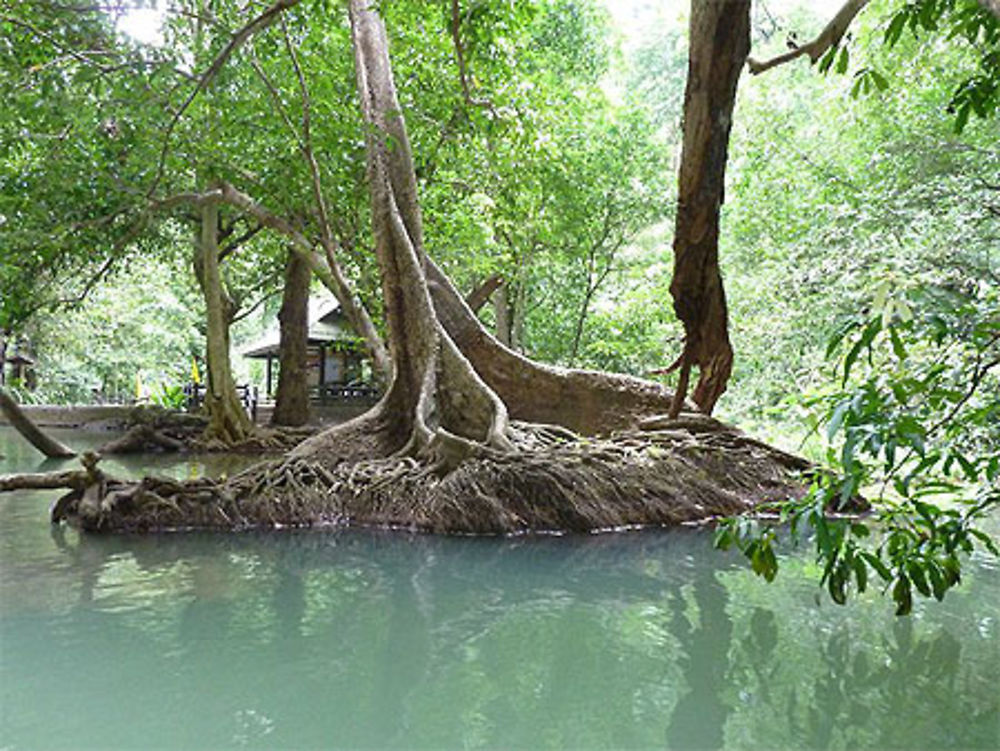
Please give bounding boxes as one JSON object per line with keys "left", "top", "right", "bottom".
{"left": 465, "top": 274, "right": 505, "bottom": 313}
{"left": 448, "top": 0, "right": 495, "bottom": 111}
{"left": 146, "top": 0, "right": 301, "bottom": 197}
{"left": 748, "top": 0, "right": 870, "bottom": 75}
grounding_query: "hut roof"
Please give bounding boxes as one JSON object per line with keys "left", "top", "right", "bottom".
{"left": 241, "top": 296, "right": 360, "bottom": 359}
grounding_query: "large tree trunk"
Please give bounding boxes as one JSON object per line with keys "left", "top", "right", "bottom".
{"left": 194, "top": 199, "right": 254, "bottom": 444}
{"left": 293, "top": 0, "right": 511, "bottom": 469}
{"left": 426, "top": 259, "right": 682, "bottom": 434}
{"left": 41, "top": 1, "right": 808, "bottom": 535}
{"left": 667, "top": 0, "right": 750, "bottom": 417}
{"left": 270, "top": 249, "right": 311, "bottom": 427}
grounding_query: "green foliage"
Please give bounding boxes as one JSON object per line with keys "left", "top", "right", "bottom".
{"left": 718, "top": 282, "right": 999, "bottom": 614}
{"left": 150, "top": 382, "right": 188, "bottom": 411}
{"left": 813, "top": 0, "right": 1000, "bottom": 132}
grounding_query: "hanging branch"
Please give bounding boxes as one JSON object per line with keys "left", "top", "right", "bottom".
{"left": 449, "top": 0, "right": 496, "bottom": 111}
{"left": 747, "top": 0, "right": 870, "bottom": 75}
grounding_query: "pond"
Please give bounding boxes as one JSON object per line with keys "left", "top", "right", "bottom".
{"left": 1, "top": 426, "right": 997, "bottom": 749}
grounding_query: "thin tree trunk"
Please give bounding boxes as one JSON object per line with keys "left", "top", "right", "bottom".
{"left": 194, "top": 199, "right": 254, "bottom": 444}
{"left": 0, "top": 387, "right": 76, "bottom": 458}
{"left": 215, "top": 181, "right": 392, "bottom": 381}
{"left": 465, "top": 274, "right": 504, "bottom": 314}
{"left": 667, "top": 0, "right": 750, "bottom": 417}
{"left": 271, "top": 249, "right": 311, "bottom": 427}
{"left": 493, "top": 283, "right": 512, "bottom": 347}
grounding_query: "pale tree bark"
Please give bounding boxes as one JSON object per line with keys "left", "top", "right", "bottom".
{"left": 667, "top": 0, "right": 751, "bottom": 417}
{"left": 194, "top": 199, "right": 254, "bottom": 444}
{"left": 293, "top": 0, "right": 512, "bottom": 469}
{"left": 270, "top": 249, "right": 311, "bottom": 427}
{"left": 492, "top": 283, "right": 512, "bottom": 347}
{"left": 747, "top": 0, "right": 869, "bottom": 75}
{"left": 426, "top": 259, "right": 682, "bottom": 435}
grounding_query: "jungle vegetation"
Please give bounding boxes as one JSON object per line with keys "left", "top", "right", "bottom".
{"left": 0, "top": 0, "right": 997, "bottom": 614}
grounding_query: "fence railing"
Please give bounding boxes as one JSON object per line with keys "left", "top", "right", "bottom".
{"left": 310, "top": 383, "right": 380, "bottom": 402}
{"left": 184, "top": 383, "right": 258, "bottom": 422}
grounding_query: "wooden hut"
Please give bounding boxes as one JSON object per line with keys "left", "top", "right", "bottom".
{"left": 241, "top": 296, "right": 375, "bottom": 401}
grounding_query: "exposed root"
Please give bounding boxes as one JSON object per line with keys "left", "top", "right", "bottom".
{"left": 51, "top": 415, "right": 809, "bottom": 535}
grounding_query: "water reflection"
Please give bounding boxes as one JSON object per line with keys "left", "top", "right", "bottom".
{"left": 1, "top": 428, "right": 998, "bottom": 749}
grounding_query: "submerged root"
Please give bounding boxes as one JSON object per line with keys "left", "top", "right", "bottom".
{"left": 53, "top": 414, "right": 809, "bottom": 534}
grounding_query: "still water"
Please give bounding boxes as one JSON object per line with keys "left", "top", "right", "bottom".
{"left": 0, "top": 426, "right": 997, "bottom": 749}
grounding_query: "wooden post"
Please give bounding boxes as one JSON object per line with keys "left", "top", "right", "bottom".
{"left": 266, "top": 355, "right": 273, "bottom": 398}
{"left": 318, "top": 344, "right": 326, "bottom": 395}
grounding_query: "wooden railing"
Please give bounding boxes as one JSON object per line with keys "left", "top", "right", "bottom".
{"left": 184, "top": 383, "right": 259, "bottom": 421}
{"left": 310, "top": 383, "right": 380, "bottom": 402}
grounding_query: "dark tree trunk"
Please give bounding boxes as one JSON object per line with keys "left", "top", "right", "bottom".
{"left": 271, "top": 249, "right": 311, "bottom": 427}
{"left": 667, "top": 0, "right": 751, "bottom": 417}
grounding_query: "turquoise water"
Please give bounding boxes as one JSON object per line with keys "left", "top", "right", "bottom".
{"left": 1, "top": 426, "right": 998, "bottom": 749}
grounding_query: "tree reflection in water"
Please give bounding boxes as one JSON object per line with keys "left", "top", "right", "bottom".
{"left": 2, "top": 525, "right": 997, "bottom": 749}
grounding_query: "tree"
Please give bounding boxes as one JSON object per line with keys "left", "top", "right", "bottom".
{"left": 664, "top": 0, "right": 751, "bottom": 417}
{"left": 270, "top": 249, "right": 311, "bottom": 427}
{"left": 39, "top": 0, "right": 804, "bottom": 534}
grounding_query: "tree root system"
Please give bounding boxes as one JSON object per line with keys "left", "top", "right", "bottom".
{"left": 43, "top": 413, "right": 810, "bottom": 535}
{"left": 94, "top": 405, "right": 315, "bottom": 455}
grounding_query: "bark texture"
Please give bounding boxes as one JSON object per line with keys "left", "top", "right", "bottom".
{"left": 289, "top": 0, "right": 512, "bottom": 470}
{"left": 271, "top": 249, "right": 311, "bottom": 427}
{"left": 668, "top": 0, "right": 750, "bottom": 417}
{"left": 194, "top": 199, "right": 254, "bottom": 444}
{"left": 426, "top": 259, "right": 685, "bottom": 435}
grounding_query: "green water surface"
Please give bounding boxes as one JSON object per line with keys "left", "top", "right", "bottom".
{"left": 0, "top": 426, "right": 997, "bottom": 749}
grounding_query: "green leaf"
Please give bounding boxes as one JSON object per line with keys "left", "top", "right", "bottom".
{"left": 885, "top": 12, "right": 907, "bottom": 46}
{"left": 893, "top": 576, "right": 913, "bottom": 616}
{"left": 836, "top": 46, "right": 850, "bottom": 75}
{"left": 889, "top": 326, "right": 907, "bottom": 360}
{"left": 861, "top": 552, "right": 892, "bottom": 581}
{"left": 969, "top": 529, "right": 1000, "bottom": 557}
{"left": 908, "top": 562, "right": 931, "bottom": 597}
{"left": 852, "top": 555, "right": 868, "bottom": 593}
{"left": 827, "top": 400, "right": 850, "bottom": 440}
{"left": 955, "top": 101, "right": 971, "bottom": 133}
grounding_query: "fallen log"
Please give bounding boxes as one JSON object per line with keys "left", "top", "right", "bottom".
{"left": 0, "top": 388, "right": 76, "bottom": 458}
